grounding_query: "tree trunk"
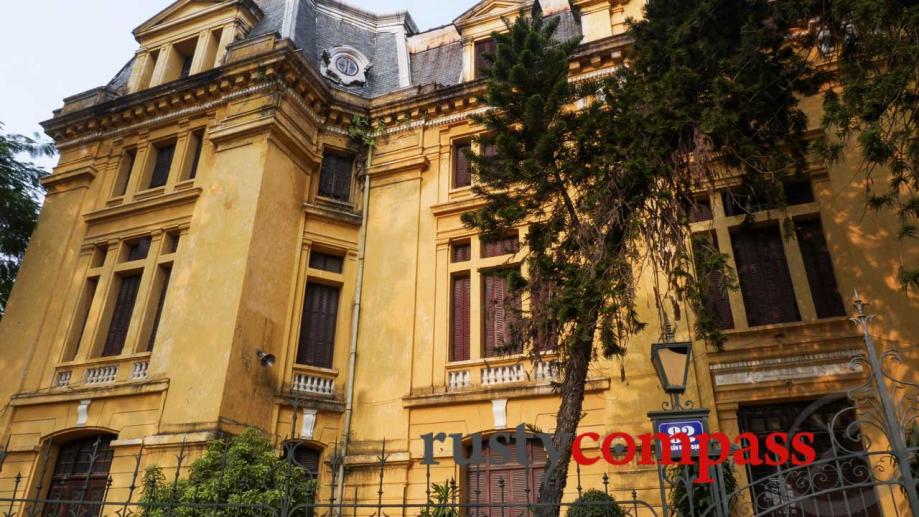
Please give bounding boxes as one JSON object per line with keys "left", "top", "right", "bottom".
{"left": 535, "top": 317, "right": 597, "bottom": 517}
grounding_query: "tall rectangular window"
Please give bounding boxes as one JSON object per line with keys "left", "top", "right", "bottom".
{"left": 730, "top": 224, "right": 800, "bottom": 326}
{"left": 483, "top": 271, "right": 520, "bottom": 357}
{"left": 149, "top": 143, "right": 175, "bottom": 189}
{"left": 453, "top": 141, "right": 472, "bottom": 188}
{"left": 318, "top": 153, "right": 353, "bottom": 201}
{"left": 146, "top": 267, "right": 171, "bottom": 351}
{"left": 102, "top": 274, "right": 142, "bottom": 357}
{"left": 66, "top": 278, "right": 99, "bottom": 361}
{"left": 795, "top": 218, "right": 846, "bottom": 318}
{"left": 113, "top": 148, "right": 136, "bottom": 197}
{"left": 692, "top": 232, "right": 734, "bottom": 329}
{"left": 474, "top": 39, "right": 496, "bottom": 79}
{"left": 451, "top": 275, "right": 471, "bottom": 361}
{"left": 187, "top": 130, "right": 204, "bottom": 179}
{"left": 296, "top": 283, "right": 340, "bottom": 368}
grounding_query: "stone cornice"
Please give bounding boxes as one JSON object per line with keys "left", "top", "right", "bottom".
{"left": 41, "top": 32, "right": 631, "bottom": 149}
{"left": 83, "top": 188, "right": 201, "bottom": 226}
{"left": 709, "top": 349, "right": 862, "bottom": 372}
{"left": 41, "top": 39, "right": 337, "bottom": 149}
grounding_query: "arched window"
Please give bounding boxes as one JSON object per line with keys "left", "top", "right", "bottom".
{"left": 465, "top": 435, "right": 547, "bottom": 516}
{"left": 44, "top": 434, "right": 115, "bottom": 516}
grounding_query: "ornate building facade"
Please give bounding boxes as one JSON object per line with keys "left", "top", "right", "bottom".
{"left": 0, "top": 0, "right": 917, "bottom": 513}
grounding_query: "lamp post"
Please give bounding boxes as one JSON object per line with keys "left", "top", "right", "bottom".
{"left": 647, "top": 327, "right": 725, "bottom": 516}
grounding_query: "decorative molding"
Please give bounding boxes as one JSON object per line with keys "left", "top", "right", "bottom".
{"left": 714, "top": 362, "right": 863, "bottom": 387}
{"left": 300, "top": 408, "right": 318, "bottom": 440}
{"left": 492, "top": 398, "right": 508, "bottom": 428}
{"left": 709, "top": 349, "right": 861, "bottom": 371}
{"left": 76, "top": 400, "right": 91, "bottom": 426}
{"left": 83, "top": 188, "right": 201, "bottom": 226}
{"left": 403, "top": 377, "right": 610, "bottom": 408}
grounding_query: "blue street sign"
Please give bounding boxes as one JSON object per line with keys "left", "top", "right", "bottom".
{"left": 656, "top": 419, "right": 705, "bottom": 456}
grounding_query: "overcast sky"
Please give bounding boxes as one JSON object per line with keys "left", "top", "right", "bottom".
{"left": 0, "top": 1, "right": 473, "bottom": 169}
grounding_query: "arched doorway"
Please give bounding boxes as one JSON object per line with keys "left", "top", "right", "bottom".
{"left": 43, "top": 434, "right": 115, "bottom": 516}
{"left": 465, "top": 434, "right": 548, "bottom": 517}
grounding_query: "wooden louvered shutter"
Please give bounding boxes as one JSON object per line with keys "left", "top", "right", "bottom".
{"left": 795, "top": 218, "right": 846, "bottom": 318}
{"left": 103, "top": 274, "right": 142, "bottom": 356}
{"left": 731, "top": 224, "right": 800, "bottom": 326}
{"left": 483, "top": 274, "right": 501, "bottom": 357}
{"left": 294, "top": 446, "right": 321, "bottom": 477}
{"left": 297, "top": 283, "right": 340, "bottom": 368}
{"left": 146, "top": 268, "right": 171, "bottom": 351}
{"left": 692, "top": 232, "right": 734, "bottom": 329}
{"left": 451, "top": 275, "right": 471, "bottom": 361}
{"left": 482, "top": 235, "right": 520, "bottom": 258}
{"left": 453, "top": 142, "right": 472, "bottom": 188}
{"left": 484, "top": 272, "right": 520, "bottom": 357}
{"left": 319, "top": 154, "right": 353, "bottom": 201}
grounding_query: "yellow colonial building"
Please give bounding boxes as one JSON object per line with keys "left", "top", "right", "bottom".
{"left": 0, "top": 0, "right": 917, "bottom": 515}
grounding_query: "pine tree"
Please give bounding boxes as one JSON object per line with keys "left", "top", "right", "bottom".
{"left": 467, "top": 2, "right": 818, "bottom": 513}
{"left": 785, "top": 0, "right": 919, "bottom": 287}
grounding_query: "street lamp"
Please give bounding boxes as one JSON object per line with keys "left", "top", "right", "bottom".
{"left": 650, "top": 339, "right": 692, "bottom": 409}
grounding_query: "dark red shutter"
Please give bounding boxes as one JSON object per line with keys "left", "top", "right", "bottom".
{"left": 46, "top": 436, "right": 115, "bottom": 516}
{"left": 453, "top": 142, "right": 472, "bottom": 188}
{"left": 483, "top": 272, "right": 520, "bottom": 357}
{"left": 297, "top": 283, "right": 340, "bottom": 368}
{"left": 146, "top": 268, "right": 172, "bottom": 351}
{"left": 474, "top": 39, "right": 496, "bottom": 79}
{"left": 464, "top": 436, "right": 545, "bottom": 514}
{"left": 692, "top": 232, "right": 734, "bottom": 329}
{"left": 149, "top": 144, "right": 175, "bottom": 188}
{"left": 103, "top": 274, "right": 142, "bottom": 356}
{"left": 451, "top": 275, "right": 471, "bottom": 361}
{"left": 481, "top": 235, "right": 519, "bottom": 258}
{"left": 451, "top": 242, "right": 471, "bottom": 262}
{"left": 319, "top": 153, "right": 353, "bottom": 200}
{"left": 795, "top": 218, "right": 846, "bottom": 318}
{"left": 730, "top": 224, "right": 800, "bottom": 326}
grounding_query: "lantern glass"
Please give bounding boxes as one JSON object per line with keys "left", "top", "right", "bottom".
{"left": 651, "top": 342, "right": 691, "bottom": 393}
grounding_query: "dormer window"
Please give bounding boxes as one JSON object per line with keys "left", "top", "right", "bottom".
{"left": 474, "top": 38, "right": 496, "bottom": 79}
{"left": 321, "top": 46, "right": 370, "bottom": 86}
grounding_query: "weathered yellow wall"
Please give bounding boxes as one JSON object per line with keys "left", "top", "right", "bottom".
{"left": 0, "top": 0, "right": 917, "bottom": 514}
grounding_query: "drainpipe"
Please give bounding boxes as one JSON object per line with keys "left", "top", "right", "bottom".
{"left": 336, "top": 141, "right": 372, "bottom": 508}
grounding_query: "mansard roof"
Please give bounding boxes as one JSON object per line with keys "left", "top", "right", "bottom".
{"left": 107, "top": 0, "right": 582, "bottom": 100}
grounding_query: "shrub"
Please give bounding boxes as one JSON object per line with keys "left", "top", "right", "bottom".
{"left": 566, "top": 489, "right": 625, "bottom": 517}
{"left": 140, "top": 428, "right": 318, "bottom": 516}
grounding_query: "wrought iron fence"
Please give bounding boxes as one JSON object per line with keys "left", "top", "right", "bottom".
{"left": 0, "top": 294, "right": 916, "bottom": 517}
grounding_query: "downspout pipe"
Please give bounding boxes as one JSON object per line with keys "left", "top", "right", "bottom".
{"left": 336, "top": 142, "right": 372, "bottom": 508}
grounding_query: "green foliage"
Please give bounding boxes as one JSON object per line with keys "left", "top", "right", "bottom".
{"left": 566, "top": 490, "right": 625, "bottom": 517}
{"left": 0, "top": 124, "right": 53, "bottom": 317}
{"left": 347, "top": 115, "right": 385, "bottom": 149}
{"left": 140, "top": 428, "right": 318, "bottom": 516}
{"left": 419, "top": 481, "right": 459, "bottom": 517}
{"left": 786, "top": 0, "right": 919, "bottom": 288}
{"left": 667, "top": 463, "right": 737, "bottom": 516}
{"left": 466, "top": 1, "right": 819, "bottom": 360}
{"left": 467, "top": 3, "right": 818, "bottom": 506}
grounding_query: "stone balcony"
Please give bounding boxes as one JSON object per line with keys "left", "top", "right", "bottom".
{"left": 52, "top": 353, "right": 152, "bottom": 390}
